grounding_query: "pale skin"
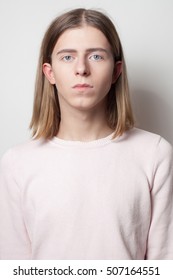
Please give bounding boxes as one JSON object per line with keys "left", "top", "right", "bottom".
{"left": 43, "top": 25, "right": 122, "bottom": 141}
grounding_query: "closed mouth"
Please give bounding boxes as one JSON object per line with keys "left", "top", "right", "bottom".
{"left": 72, "top": 84, "right": 93, "bottom": 88}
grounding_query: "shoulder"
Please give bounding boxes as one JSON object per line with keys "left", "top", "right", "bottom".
{"left": 126, "top": 127, "right": 172, "bottom": 151}
{"left": 119, "top": 128, "right": 173, "bottom": 165}
{"left": 0, "top": 138, "right": 48, "bottom": 170}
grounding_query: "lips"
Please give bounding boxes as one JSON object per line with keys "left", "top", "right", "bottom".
{"left": 72, "top": 83, "right": 93, "bottom": 88}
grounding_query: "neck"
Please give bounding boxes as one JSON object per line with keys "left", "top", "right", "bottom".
{"left": 57, "top": 106, "right": 113, "bottom": 142}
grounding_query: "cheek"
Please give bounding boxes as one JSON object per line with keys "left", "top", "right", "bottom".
{"left": 97, "top": 69, "right": 114, "bottom": 89}
{"left": 97, "top": 63, "right": 114, "bottom": 80}
{"left": 53, "top": 68, "right": 69, "bottom": 88}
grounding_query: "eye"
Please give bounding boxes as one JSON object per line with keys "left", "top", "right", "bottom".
{"left": 62, "top": 55, "right": 74, "bottom": 62}
{"left": 90, "top": 54, "right": 103, "bottom": 61}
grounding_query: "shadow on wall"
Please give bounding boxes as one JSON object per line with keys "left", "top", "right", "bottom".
{"left": 131, "top": 89, "right": 173, "bottom": 145}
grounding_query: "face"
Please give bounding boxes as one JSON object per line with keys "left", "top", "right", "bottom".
{"left": 43, "top": 25, "right": 121, "bottom": 113}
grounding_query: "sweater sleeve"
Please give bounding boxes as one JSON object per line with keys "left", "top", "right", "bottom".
{"left": 0, "top": 150, "right": 31, "bottom": 259}
{"left": 146, "top": 137, "right": 173, "bottom": 259}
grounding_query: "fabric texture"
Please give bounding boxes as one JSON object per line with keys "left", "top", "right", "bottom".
{"left": 0, "top": 128, "right": 173, "bottom": 260}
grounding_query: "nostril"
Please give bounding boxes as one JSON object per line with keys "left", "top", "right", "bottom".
{"left": 75, "top": 60, "right": 90, "bottom": 76}
{"left": 76, "top": 70, "right": 88, "bottom": 76}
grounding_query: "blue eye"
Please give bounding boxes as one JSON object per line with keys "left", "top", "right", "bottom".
{"left": 90, "top": 54, "right": 103, "bottom": 61}
{"left": 62, "top": 55, "right": 73, "bottom": 62}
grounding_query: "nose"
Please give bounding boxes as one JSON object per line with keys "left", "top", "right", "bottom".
{"left": 75, "top": 57, "right": 90, "bottom": 76}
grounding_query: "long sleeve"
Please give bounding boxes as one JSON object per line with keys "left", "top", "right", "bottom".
{"left": 0, "top": 129, "right": 172, "bottom": 260}
{"left": 146, "top": 137, "right": 173, "bottom": 259}
{"left": 0, "top": 150, "right": 31, "bottom": 259}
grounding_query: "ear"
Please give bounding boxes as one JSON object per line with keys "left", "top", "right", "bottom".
{"left": 112, "top": 61, "right": 122, "bottom": 84}
{"left": 42, "top": 63, "right": 55, "bottom": 85}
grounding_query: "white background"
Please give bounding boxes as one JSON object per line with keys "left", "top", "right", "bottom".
{"left": 0, "top": 260, "right": 172, "bottom": 280}
{"left": 0, "top": 0, "right": 173, "bottom": 157}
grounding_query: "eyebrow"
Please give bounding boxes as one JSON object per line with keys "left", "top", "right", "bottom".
{"left": 56, "top": 48, "right": 110, "bottom": 55}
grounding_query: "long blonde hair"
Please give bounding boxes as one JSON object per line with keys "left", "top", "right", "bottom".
{"left": 30, "top": 8, "right": 134, "bottom": 139}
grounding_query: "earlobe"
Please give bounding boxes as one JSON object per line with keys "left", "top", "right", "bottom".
{"left": 112, "top": 61, "right": 122, "bottom": 84}
{"left": 42, "top": 63, "right": 55, "bottom": 85}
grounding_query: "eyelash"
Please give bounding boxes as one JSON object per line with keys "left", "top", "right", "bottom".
{"left": 61, "top": 54, "right": 104, "bottom": 62}
{"left": 62, "top": 55, "right": 74, "bottom": 62}
{"left": 89, "top": 54, "right": 103, "bottom": 61}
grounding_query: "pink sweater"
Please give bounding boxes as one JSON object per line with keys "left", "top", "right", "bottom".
{"left": 0, "top": 128, "right": 173, "bottom": 259}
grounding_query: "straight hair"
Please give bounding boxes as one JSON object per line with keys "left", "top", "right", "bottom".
{"left": 30, "top": 8, "right": 134, "bottom": 139}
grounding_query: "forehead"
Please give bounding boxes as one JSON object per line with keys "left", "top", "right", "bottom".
{"left": 53, "top": 26, "right": 112, "bottom": 51}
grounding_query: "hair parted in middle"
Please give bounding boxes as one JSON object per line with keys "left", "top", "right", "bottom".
{"left": 30, "top": 8, "right": 134, "bottom": 139}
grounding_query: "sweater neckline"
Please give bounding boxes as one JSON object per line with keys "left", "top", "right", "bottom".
{"left": 50, "top": 132, "right": 116, "bottom": 148}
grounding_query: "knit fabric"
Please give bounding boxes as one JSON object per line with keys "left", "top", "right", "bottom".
{"left": 0, "top": 128, "right": 173, "bottom": 259}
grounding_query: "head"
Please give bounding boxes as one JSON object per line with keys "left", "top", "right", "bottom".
{"left": 30, "top": 8, "right": 134, "bottom": 139}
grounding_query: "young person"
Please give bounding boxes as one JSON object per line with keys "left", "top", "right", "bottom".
{"left": 0, "top": 8, "right": 172, "bottom": 260}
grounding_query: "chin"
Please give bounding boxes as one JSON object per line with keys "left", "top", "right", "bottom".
{"left": 73, "top": 101, "right": 100, "bottom": 111}
{"left": 68, "top": 95, "right": 106, "bottom": 111}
